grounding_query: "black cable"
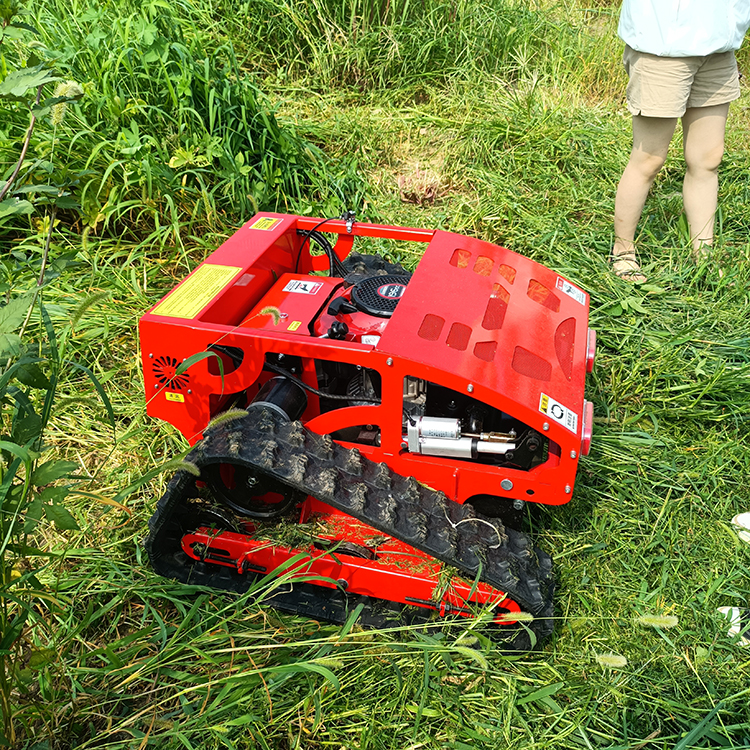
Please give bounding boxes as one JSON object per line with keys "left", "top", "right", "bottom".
{"left": 295, "top": 217, "right": 343, "bottom": 274}
{"left": 262, "top": 362, "right": 381, "bottom": 404}
{"left": 309, "top": 230, "right": 347, "bottom": 277}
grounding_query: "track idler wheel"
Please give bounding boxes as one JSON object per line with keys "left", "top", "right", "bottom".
{"left": 202, "top": 461, "right": 304, "bottom": 519}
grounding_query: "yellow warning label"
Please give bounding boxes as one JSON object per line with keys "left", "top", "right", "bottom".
{"left": 540, "top": 394, "right": 549, "bottom": 413}
{"left": 287, "top": 320, "right": 302, "bottom": 331}
{"left": 165, "top": 392, "right": 185, "bottom": 403}
{"left": 249, "top": 216, "right": 282, "bottom": 231}
{"left": 152, "top": 264, "right": 242, "bottom": 319}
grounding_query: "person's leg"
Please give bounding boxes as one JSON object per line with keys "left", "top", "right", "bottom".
{"left": 613, "top": 115, "right": 678, "bottom": 280}
{"left": 681, "top": 102, "right": 730, "bottom": 258}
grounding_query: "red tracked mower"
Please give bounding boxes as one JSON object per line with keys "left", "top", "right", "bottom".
{"left": 140, "top": 213, "right": 595, "bottom": 647}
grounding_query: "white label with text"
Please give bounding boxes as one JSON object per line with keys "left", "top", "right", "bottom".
{"left": 539, "top": 393, "right": 579, "bottom": 433}
{"left": 556, "top": 277, "right": 586, "bottom": 305}
{"left": 283, "top": 279, "right": 324, "bottom": 295}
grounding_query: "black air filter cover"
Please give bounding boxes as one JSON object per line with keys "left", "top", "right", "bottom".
{"left": 350, "top": 274, "right": 410, "bottom": 318}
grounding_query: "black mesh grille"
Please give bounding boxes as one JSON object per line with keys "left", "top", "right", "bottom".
{"left": 350, "top": 275, "right": 410, "bottom": 318}
{"left": 152, "top": 355, "right": 190, "bottom": 390}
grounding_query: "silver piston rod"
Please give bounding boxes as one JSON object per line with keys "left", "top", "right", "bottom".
{"left": 406, "top": 416, "right": 515, "bottom": 459}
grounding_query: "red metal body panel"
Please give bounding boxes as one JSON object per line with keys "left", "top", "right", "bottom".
{"left": 241, "top": 274, "right": 343, "bottom": 334}
{"left": 377, "top": 230, "right": 589, "bottom": 438}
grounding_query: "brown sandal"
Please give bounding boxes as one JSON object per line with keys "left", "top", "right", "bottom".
{"left": 611, "top": 252, "right": 646, "bottom": 283}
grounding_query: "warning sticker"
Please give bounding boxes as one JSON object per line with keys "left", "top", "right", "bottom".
{"left": 152, "top": 264, "right": 243, "bottom": 319}
{"left": 539, "top": 393, "right": 579, "bottom": 434}
{"left": 287, "top": 321, "right": 302, "bottom": 331}
{"left": 165, "top": 392, "right": 185, "bottom": 403}
{"left": 249, "top": 216, "right": 282, "bottom": 231}
{"left": 283, "top": 279, "right": 324, "bottom": 295}
{"left": 556, "top": 277, "right": 586, "bottom": 306}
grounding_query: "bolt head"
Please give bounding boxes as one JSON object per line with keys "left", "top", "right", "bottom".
{"left": 543, "top": 422, "right": 550, "bottom": 431}
{"left": 500, "top": 478, "right": 513, "bottom": 491}
{"left": 149, "top": 353, "right": 153, "bottom": 358}
{"left": 570, "top": 450, "right": 577, "bottom": 459}
{"left": 188, "top": 389, "right": 192, "bottom": 395}
{"left": 467, "top": 384, "right": 474, "bottom": 393}
{"left": 512, "top": 499, "right": 524, "bottom": 511}
{"left": 564, "top": 485, "right": 571, "bottom": 494}
{"left": 386, "top": 357, "right": 393, "bottom": 366}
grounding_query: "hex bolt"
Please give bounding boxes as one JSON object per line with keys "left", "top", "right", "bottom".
{"left": 188, "top": 389, "right": 192, "bottom": 395}
{"left": 149, "top": 353, "right": 153, "bottom": 358}
{"left": 564, "top": 485, "right": 571, "bottom": 494}
{"left": 467, "top": 384, "right": 474, "bottom": 393}
{"left": 570, "top": 450, "right": 577, "bottom": 459}
{"left": 543, "top": 422, "right": 550, "bottom": 431}
{"left": 386, "top": 357, "right": 393, "bottom": 366}
{"left": 400, "top": 441, "right": 408, "bottom": 450}
{"left": 513, "top": 499, "right": 524, "bottom": 511}
{"left": 154, "top": 384, "right": 158, "bottom": 389}
{"left": 500, "top": 478, "right": 513, "bottom": 491}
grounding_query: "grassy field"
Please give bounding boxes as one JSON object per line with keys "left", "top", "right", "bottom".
{"left": 2, "top": 0, "right": 750, "bottom": 747}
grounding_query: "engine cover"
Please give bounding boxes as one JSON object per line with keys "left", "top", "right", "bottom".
{"left": 350, "top": 275, "right": 410, "bottom": 317}
{"left": 313, "top": 274, "right": 411, "bottom": 344}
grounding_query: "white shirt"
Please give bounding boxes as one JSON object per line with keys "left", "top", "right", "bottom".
{"left": 618, "top": 0, "right": 750, "bottom": 56}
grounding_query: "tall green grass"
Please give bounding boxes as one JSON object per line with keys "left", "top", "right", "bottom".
{"left": 1, "top": 0, "right": 365, "bottom": 254}
{"left": 196, "top": 0, "right": 618, "bottom": 95}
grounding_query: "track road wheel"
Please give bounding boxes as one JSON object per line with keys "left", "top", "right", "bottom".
{"left": 202, "top": 462, "right": 303, "bottom": 519}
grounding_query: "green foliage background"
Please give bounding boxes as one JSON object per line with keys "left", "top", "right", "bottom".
{"left": 1, "top": 0, "right": 749, "bottom": 747}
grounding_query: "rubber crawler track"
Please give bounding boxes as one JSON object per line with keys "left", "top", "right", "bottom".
{"left": 146, "top": 409, "right": 555, "bottom": 649}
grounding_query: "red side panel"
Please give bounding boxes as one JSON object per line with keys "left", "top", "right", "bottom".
{"left": 377, "top": 230, "right": 590, "bottom": 450}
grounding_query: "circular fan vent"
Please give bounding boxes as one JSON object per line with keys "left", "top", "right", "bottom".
{"left": 152, "top": 355, "right": 190, "bottom": 391}
{"left": 350, "top": 274, "right": 410, "bottom": 318}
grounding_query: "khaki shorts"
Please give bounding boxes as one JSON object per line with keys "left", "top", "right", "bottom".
{"left": 623, "top": 45, "right": 740, "bottom": 118}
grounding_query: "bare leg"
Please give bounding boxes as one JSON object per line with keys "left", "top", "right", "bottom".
{"left": 682, "top": 103, "right": 729, "bottom": 258}
{"left": 613, "top": 115, "right": 678, "bottom": 281}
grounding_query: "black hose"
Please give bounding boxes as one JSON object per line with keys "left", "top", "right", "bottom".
{"left": 262, "top": 362, "right": 381, "bottom": 404}
{"left": 295, "top": 218, "right": 347, "bottom": 276}
{"left": 309, "top": 230, "right": 347, "bottom": 277}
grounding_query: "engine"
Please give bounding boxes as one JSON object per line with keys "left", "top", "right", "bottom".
{"left": 312, "top": 273, "right": 411, "bottom": 344}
